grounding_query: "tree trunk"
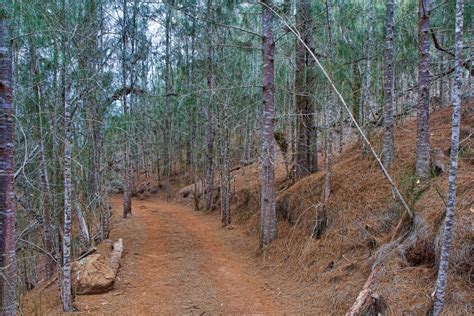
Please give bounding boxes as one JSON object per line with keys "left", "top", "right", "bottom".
{"left": 29, "top": 38, "right": 56, "bottom": 279}
{"left": 295, "top": 0, "right": 317, "bottom": 178}
{"left": 360, "top": 0, "right": 374, "bottom": 128}
{"left": 163, "top": 3, "right": 172, "bottom": 200}
{"left": 294, "top": 0, "right": 309, "bottom": 178}
{"left": 219, "top": 99, "right": 231, "bottom": 227}
{"left": 322, "top": 0, "right": 334, "bottom": 227}
{"left": 260, "top": 0, "right": 277, "bottom": 246}
{"left": 431, "top": 1, "right": 464, "bottom": 314}
{"left": 0, "top": 13, "right": 17, "bottom": 316}
{"left": 122, "top": 0, "right": 132, "bottom": 217}
{"left": 383, "top": 0, "right": 395, "bottom": 167}
{"left": 439, "top": 12, "right": 446, "bottom": 104}
{"left": 416, "top": 0, "right": 432, "bottom": 179}
{"left": 75, "top": 202, "right": 91, "bottom": 250}
{"left": 205, "top": 0, "right": 215, "bottom": 211}
{"left": 305, "top": 1, "right": 318, "bottom": 173}
{"left": 61, "top": 0, "right": 74, "bottom": 309}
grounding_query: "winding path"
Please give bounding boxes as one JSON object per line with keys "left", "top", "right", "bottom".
{"left": 75, "top": 196, "right": 291, "bottom": 315}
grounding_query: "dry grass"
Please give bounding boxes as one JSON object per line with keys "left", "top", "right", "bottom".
{"left": 226, "top": 99, "right": 473, "bottom": 314}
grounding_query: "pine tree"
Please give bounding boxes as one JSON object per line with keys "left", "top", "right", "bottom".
{"left": 383, "top": 0, "right": 395, "bottom": 167}
{"left": 0, "top": 10, "right": 17, "bottom": 316}
{"left": 61, "top": 0, "right": 74, "bottom": 310}
{"left": 260, "top": 0, "right": 277, "bottom": 246}
{"left": 205, "top": 0, "right": 215, "bottom": 211}
{"left": 416, "top": 0, "right": 433, "bottom": 179}
{"left": 431, "top": 0, "right": 464, "bottom": 314}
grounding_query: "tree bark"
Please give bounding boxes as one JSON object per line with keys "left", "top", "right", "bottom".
{"left": 205, "top": 0, "right": 215, "bottom": 211}
{"left": 163, "top": 3, "right": 172, "bottom": 200}
{"left": 219, "top": 99, "right": 231, "bottom": 227}
{"left": 360, "top": 0, "right": 374, "bottom": 128}
{"left": 29, "top": 38, "right": 56, "bottom": 279}
{"left": 305, "top": 1, "right": 318, "bottom": 173}
{"left": 294, "top": 0, "right": 308, "bottom": 178}
{"left": 122, "top": 0, "right": 132, "bottom": 217}
{"left": 295, "top": 0, "right": 317, "bottom": 179}
{"left": 431, "top": 1, "right": 464, "bottom": 314}
{"left": 260, "top": 0, "right": 277, "bottom": 246}
{"left": 322, "top": 0, "right": 334, "bottom": 225}
{"left": 416, "top": 0, "right": 432, "bottom": 179}
{"left": 383, "top": 0, "right": 395, "bottom": 167}
{"left": 0, "top": 12, "right": 17, "bottom": 316}
{"left": 61, "top": 0, "right": 74, "bottom": 309}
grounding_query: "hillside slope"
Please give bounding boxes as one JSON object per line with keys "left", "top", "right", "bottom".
{"left": 202, "top": 100, "right": 473, "bottom": 314}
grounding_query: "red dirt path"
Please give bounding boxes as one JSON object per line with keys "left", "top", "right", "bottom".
{"left": 73, "top": 195, "right": 295, "bottom": 315}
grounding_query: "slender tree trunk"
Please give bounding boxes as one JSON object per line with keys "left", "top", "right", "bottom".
{"left": 416, "top": 0, "right": 432, "bottom": 179}
{"left": 439, "top": 13, "right": 446, "bottom": 104}
{"left": 360, "top": 0, "right": 374, "bottom": 128}
{"left": 164, "top": 3, "right": 172, "bottom": 200}
{"left": 29, "top": 38, "right": 56, "bottom": 279}
{"left": 470, "top": 18, "right": 473, "bottom": 99}
{"left": 322, "top": 0, "right": 334, "bottom": 223}
{"left": 75, "top": 202, "right": 91, "bottom": 250}
{"left": 122, "top": 0, "right": 132, "bottom": 217}
{"left": 383, "top": 0, "right": 395, "bottom": 167}
{"left": 219, "top": 98, "right": 231, "bottom": 227}
{"left": 61, "top": 0, "right": 74, "bottom": 309}
{"left": 305, "top": 1, "right": 318, "bottom": 173}
{"left": 205, "top": 0, "right": 215, "bottom": 210}
{"left": 294, "top": 0, "right": 309, "bottom": 178}
{"left": 431, "top": 1, "right": 464, "bottom": 314}
{"left": 295, "top": 0, "right": 317, "bottom": 178}
{"left": 260, "top": 0, "right": 277, "bottom": 246}
{"left": 0, "top": 14, "right": 17, "bottom": 316}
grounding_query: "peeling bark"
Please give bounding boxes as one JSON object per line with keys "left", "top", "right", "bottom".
{"left": 260, "top": 0, "right": 277, "bottom": 246}
{"left": 0, "top": 13, "right": 17, "bottom": 316}
{"left": 416, "top": 0, "right": 432, "bottom": 179}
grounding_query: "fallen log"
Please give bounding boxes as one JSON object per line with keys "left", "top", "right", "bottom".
{"left": 346, "top": 264, "right": 383, "bottom": 316}
{"left": 110, "top": 238, "right": 124, "bottom": 271}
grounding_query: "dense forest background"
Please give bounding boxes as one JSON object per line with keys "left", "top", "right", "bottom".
{"left": 0, "top": 0, "right": 472, "bottom": 315}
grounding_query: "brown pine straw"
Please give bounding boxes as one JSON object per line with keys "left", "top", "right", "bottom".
{"left": 225, "top": 101, "right": 473, "bottom": 314}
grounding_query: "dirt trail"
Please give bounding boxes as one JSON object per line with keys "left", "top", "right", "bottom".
{"left": 74, "top": 196, "right": 290, "bottom": 315}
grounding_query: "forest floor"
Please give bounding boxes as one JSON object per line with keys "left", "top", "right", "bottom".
{"left": 22, "top": 101, "right": 473, "bottom": 315}
{"left": 70, "top": 195, "right": 302, "bottom": 315}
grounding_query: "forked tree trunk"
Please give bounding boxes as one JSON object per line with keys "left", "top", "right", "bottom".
{"left": 260, "top": 0, "right": 277, "bottom": 246}
{"left": 431, "top": 1, "right": 464, "bottom": 314}
{"left": 416, "top": 0, "right": 432, "bottom": 179}
{"left": 0, "top": 13, "right": 17, "bottom": 316}
{"left": 382, "top": 0, "right": 395, "bottom": 167}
